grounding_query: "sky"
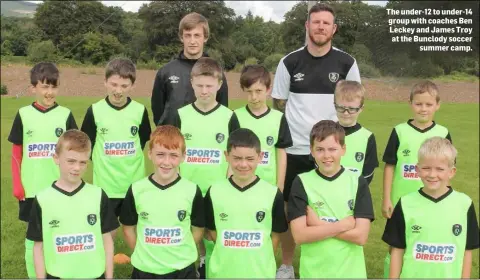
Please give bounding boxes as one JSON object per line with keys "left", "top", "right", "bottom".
{"left": 27, "top": 1, "right": 388, "bottom": 23}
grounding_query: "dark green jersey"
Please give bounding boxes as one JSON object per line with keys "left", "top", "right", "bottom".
{"left": 119, "top": 175, "right": 204, "bottom": 275}
{"left": 383, "top": 188, "right": 479, "bottom": 278}
{"left": 26, "top": 181, "right": 119, "bottom": 278}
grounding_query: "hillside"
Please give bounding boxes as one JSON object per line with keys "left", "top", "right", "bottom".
{"left": 1, "top": 1, "right": 37, "bottom": 18}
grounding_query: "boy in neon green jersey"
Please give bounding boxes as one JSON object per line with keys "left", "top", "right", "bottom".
{"left": 382, "top": 81, "right": 452, "bottom": 277}
{"left": 120, "top": 125, "right": 204, "bottom": 279}
{"left": 334, "top": 80, "right": 378, "bottom": 184}
{"left": 27, "top": 129, "right": 118, "bottom": 279}
{"left": 383, "top": 137, "right": 479, "bottom": 278}
{"left": 204, "top": 128, "right": 287, "bottom": 278}
{"left": 164, "top": 57, "right": 240, "bottom": 277}
{"left": 288, "top": 120, "right": 374, "bottom": 278}
{"left": 81, "top": 58, "right": 152, "bottom": 263}
{"left": 8, "top": 62, "right": 78, "bottom": 278}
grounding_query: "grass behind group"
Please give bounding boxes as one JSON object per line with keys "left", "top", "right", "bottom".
{"left": 1, "top": 96, "right": 478, "bottom": 279}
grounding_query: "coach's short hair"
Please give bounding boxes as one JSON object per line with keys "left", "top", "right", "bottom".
{"left": 149, "top": 125, "right": 186, "bottom": 154}
{"left": 105, "top": 58, "right": 136, "bottom": 84}
{"left": 191, "top": 57, "right": 223, "bottom": 81}
{"left": 227, "top": 128, "right": 261, "bottom": 154}
{"left": 310, "top": 120, "right": 345, "bottom": 147}
{"left": 410, "top": 80, "right": 440, "bottom": 103}
{"left": 55, "top": 129, "right": 91, "bottom": 155}
{"left": 308, "top": 3, "right": 336, "bottom": 23}
{"left": 334, "top": 80, "right": 366, "bottom": 106}
{"left": 240, "top": 64, "right": 272, "bottom": 90}
{"left": 418, "top": 137, "right": 456, "bottom": 168}
{"left": 30, "top": 62, "right": 59, "bottom": 87}
{"left": 179, "top": 12, "right": 210, "bottom": 40}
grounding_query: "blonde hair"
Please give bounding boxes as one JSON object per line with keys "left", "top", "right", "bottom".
{"left": 178, "top": 12, "right": 210, "bottom": 40}
{"left": 334, "top": 80, "right": 365, "bottom": 106}
{"left": 410, "top": 80, "right": 440, "bottom": 103}
{"left": 55, "top": 129, "right": 91, "bottom": 155}
{"left": 418, "top": 137, "right": 456, "bottom": 168}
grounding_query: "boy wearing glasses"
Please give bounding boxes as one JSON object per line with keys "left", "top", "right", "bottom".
{"left": 334, "top": 80, "right": 378, "bottom": 185}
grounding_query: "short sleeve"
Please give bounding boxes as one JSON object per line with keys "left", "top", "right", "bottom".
{"left": 272, "top": 189, "right": 288, "bottom": 233}
{"left": 139, "top": 108, "right": 152, "bottom": 150}
{"left": 287, "top": 176, "right": 308, "bottom": 222}
{"left": 466, "top": 202, "right": 480, "bottom": 250}
{"left": 80, "top": 106, "right": 97, "bottom": 150}
{"left": 163, "top": 109, "right": 181, "bottom": 129}
{"left": 66, "top": 112, "right": 78, "bottom": 130}
{"left": 228, "top": 113, "right": 241, "bottom": 134}
{"left": 26, "top": 197, "right": 43, "bottom": 242}
{"left": 204, "top": 188, "right": 216, "bottom": 231}
{"left": 8, "top": 111, "right": 23, "bottom": 145}
{"left": 271, "top": 58, "right": 291, "bottom": 100}
{"left": 353, "top": 176, "right": 375, "bottom": 221}
{"left": 119, "top": 186, "right": 138, "bottom": 226}
{"left": 382, "top": 199, "right": 406, "bottom": 249}
{"left": 190, "top": 186, "right": 205, "bottom": 228}
{"left": 275, "top": 114, "right": 293, "bottom": 149}
{"left": 100, "top": 191, "right": 120, "bottom": 233}
{"left": 383, "top": 128, "right": 399, "bottom": 165}
{"left": 345, "top": 60, "right": 361, "bottom": 83}
{"left": 362, "top": 133, "right": 379, "bottom": 180}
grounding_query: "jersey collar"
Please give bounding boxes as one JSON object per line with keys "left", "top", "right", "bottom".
{"left": 228, "top": 175, "right": 260, "bottom": 192}
{"left": 148, "top": 174, "right": 181, "bottom": 190}
{"left": 418, "top": 186, "right": 453, "bottom": 203}
{"left": 341, "top": 123, "right": 362, "bottom": 136}
{"left": 407, "top": 119, "right": 436, "bottom": 133}
{"left": 192, "top": 102, "right": 221, "bottom": 116}
{"left": 31, "top": 102, "right": 59, "bottom": 114}
{"left": 105, "top": 96, "right": 132, "bottom": 111}
{"left": 303, "top": 45, "right": 333, "bottom": 59}
{"left": 246, "top": 105, "right": 271, "bottom": 119}
{"left": 315, "top": 167, "right": 345, "bottom": 181}
{"left": 52, "top": 180, "right": 86, "bottom": 196}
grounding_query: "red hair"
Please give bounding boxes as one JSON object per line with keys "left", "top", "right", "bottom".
{"left": 149, "top": 125, "right": 186, "bottom": 153}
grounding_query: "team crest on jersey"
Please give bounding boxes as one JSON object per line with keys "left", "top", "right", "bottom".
{"left": 178, "top": 210, "right": 186, "bottom": 222}
{"left": 266, "top": 136, "right": 274, "bottom": 146}
{"left": 402, "top": 149, "right": 411, "bottom": 157}
{"left": 131, "top": 126, "right": 138, "bottom": 136}
{"left": 452, "top": 224, "right": 462, "bottom": 236}
{"left": 348, "top": 199, "right": 354, "bottom": 210}
{"left": 216, "top": 133, "right": 225, "bottom": 143}
{"left": 355, "top": 152, "right": 364, "bottom": 162}
{"left": 256, "top": 211, "right": 265, "bottom": 222}
{"left": 329, "top": 72, "right": 339, "bottom": 83}
{"left": 87, "top": 214, "right": 97, "bottom": 226}
{"left": 55, "top": 127, "right": 63, "bottom": 137}
{"left": 184, "top": 133, "right": 192, "bottom": 141}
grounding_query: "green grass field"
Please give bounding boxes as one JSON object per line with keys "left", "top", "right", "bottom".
{"left": 1, "top": 96, "right": 478, "bottom": 278}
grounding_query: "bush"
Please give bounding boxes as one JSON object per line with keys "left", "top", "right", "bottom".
{"left": 244, "top": 57, "right": 258, "bottom": 65}
{"left": 233, "top": 63, "right": 244, "bottom": 73}
{"left": 137, "top": 59, "right": 164, "bottom": 70}
{"left": 411, "top": 60, "right": 444, "bottom": 78}
{"left": 1, "top": 84, "right": 8, "bottom": 95}
{"left": 263, "top": 53, "right": 284, "bottom": 73}
{"left": 207, "top": 49, "right": 225, "bottom": 69}
{"left": 1, "top": 40, "right": 13, "bottom": 56}
{"left": 358, "top": 62, "right": 382, "bottom": 78}
{"left": 27, "top": 40, "right": 57, "bottom": 64}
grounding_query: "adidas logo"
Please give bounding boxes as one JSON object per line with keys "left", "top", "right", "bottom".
{"left": 293, "top": 73, "right": 304, "bottom": 81}
{"left": 402, "top": 149, "right": 411, "bottom": 157}
{"left": 168, "top": 75, "right": 179, "bottom": 84}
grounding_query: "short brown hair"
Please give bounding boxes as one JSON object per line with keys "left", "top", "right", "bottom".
{"left": 105, "top": 58, "right": 136, "bottom": 84}
{"left": 55, "top": 129, "right": 91, "bottom": 155}
{"left": 410, "top": 80, "right": 440, "bottom": 103}
{"left": 308, "top": 3, "right": 335, "bottom": 23}
{"left": 240, "top": 65, "right": 272, "bottom": 90}
{"left": 334, "top": 80, "right": 365, "bottom": 106}
{"left": 191, "top": 57, "right": 223, "bottom": 81}
{"left": 310, "top": 120, "right": 345, "bottom": 147}
{"left": 30, "top": 62, "right": 59, "bottom": 87}
{"left": 149, "top": 125, "right": 186, "bottom": 154}
{"left": 178, "top": 12, "right": 210, "bottom": 40}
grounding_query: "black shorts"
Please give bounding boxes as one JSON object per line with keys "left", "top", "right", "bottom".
{"left": 19, "top": 198, "right": 34, "bottom": 222}
{"left": 109, "top": 198, "right": 124, "bottom": 217}
{"left": 47, "top": 273, "right": 104, "bottom": 279}
{"left": 283, "top": 153, "right": 316, "bottom": 202}
{"left": 131, "top": 263, "right": 196, "bottom": 279}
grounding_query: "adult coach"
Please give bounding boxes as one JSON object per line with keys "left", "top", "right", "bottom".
{"left": 151, "top": 12, "right": 228, "bottom": 126}
{"left": 271, "top": 3, "right": 361, "bottom": 279}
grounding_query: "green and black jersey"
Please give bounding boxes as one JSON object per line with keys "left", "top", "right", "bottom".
{"left": 288, "top": 168, "right": 374, "bottom": 278}
{"left": 26, "top": 181, "right": 119, "bottom": 278}
{"left": 382, "top": 187, "right": 479, "bottom": 278}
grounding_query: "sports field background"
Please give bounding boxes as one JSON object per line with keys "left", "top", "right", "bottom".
{"left": 1, "top": 93, "right": 479, "bottom": 278}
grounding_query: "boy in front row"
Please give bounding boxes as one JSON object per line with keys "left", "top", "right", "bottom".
{"left": 288, "top": 120, "right": 374, "bottom": 278}
{"left": 205, "top": 128, "right": 287, "bottom": 278}
{"left": 383, "top": 137, "right": 479, "bottom": 278}
{"left": 27, "top": 130, "right": 118, "bottom": 279}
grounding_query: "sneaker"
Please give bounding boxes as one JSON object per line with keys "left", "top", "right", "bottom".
{"left": 276, "top": 264, "right": 295, "bottom": 279}
{"left": 113, "top": 253, "right": 131, "bottom": 264}
{"left": 197, "top": 256, "right": 206, "bottom": 279}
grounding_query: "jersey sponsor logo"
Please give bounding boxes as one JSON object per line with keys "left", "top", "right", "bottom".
{"left": 27, "top": 142, "right": 56, "bottom": 158}
{"left": 104, "top": 141, "right": 136, "bottom": 156}
{"left": 178, "top": 210, "right": 187, "bottom": 222}
{"left": 452, "top": 224, "right": 462, "bottom": 236}
{"left": 355, "top": 152, "right": 364, "bottom": 162}
{"left": 320, "top": 216, "right": 339, "bottom": 223}
{"left": 184, "top": 133, "right": 192, "bottom": 141}
{"left": 266, "top": 136, "right": 274, "bottom": 146}
{"left": 329, "top": 72, "right": 340, "bottom": 83}
{"left": 402, "top": 164, "right": 420, "bottom": 180}
{"left": 216, "top": 133, "right": 225, "bottom": 143}
{"left": 402, "top": 149, "right": 411, "bottom": 157}
{"left": 222, "top": 230, "right": 263, "bottom": 249}
{"left": 87, "top": 214, "right": 97, "bottom": 226}
{"left": 131, "top": 126, "right": 138, "bottom": 136}
{"left": 185, "top": 148, "right": 222, "bottom": 164}
{"left": 414, "top": 242, "right": 456, "bottom": 263}
{"left": 256, "top": 211, "right": 265, "bottom": 222}
{"left": 55, "top": 233, "right": 96, "bottom": 254}
{"left": 348, "top": 199, "right": 354, "bottom": 210}
{"left": 293, "top": 73, "right": 304, "bottom": 82}
{"left": 144, "top": 227, "right": 183, "bottom": 246}
{"left": 411, "top": 224, "right": 422, "bottom": 233}
{"left": 346, "top": 167, "right": 360, "bottom": 173}
{"left": 260, "top": 151, "right": 270, "bottom": 165}
{"left": 55, "top": 127, "right": 63, "bottom": 137}
{"left": 49, "top": 220, "right": 60, "bottom": 228}
{"left": 168, "top": 75, "right": 179, "bottom": 84}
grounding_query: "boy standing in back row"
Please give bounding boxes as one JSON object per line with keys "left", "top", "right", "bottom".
{"left": 8, "top": 62, "right": 78, "bottom": 278}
